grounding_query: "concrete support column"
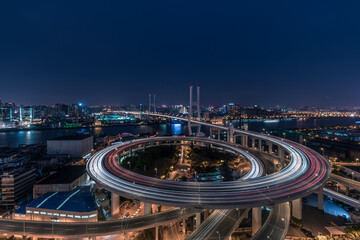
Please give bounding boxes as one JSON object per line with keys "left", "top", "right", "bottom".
{"left": 252, "top": 207, "right": 262, "bottom": 236}
{"left": 244, "top": 135, "right": 248, "bottom": 147}
{"left": 292, "top": 198, "right": 302, "bottom": 220}
{"left": 111, "top": 192, "right": 120, "bottom": 215}
{"left": 217, "top": 129, "right": 220, "bottom": 140}
{"left": 318, "top": 187, "right": 323, "bottom": 211}
{"left": 279, "top": 147, "right": 285, "bottom": 167}
{"left": 251, "top": 138, "right": 255, "bottom": 149}
{"left": 346, "top": 186, "right": 350, "bottom": 195}
{"left": 195, "top": 212, "right": 201, "bottom": 229}
{"left": 229, "top": 124, "right": 234, "bottom": 143}
{"left": 182, "top": 218, "right": 186, "bottom": 233}
{"left": 268, "top": 142, "right": 273, "bottom": 154}
{"left": 143, "top": 144, "right": 146, "bottom": 151}
{"left": 155, "top": 226, "right": 159, "bottom": 240}
{"left": 210, "top": 128, "right": 212, "bottom": 138}
{"left": 144, "top": 202, "right": 152, "bottom": 215}
{"left": 258, "top": 139, "right": 262, "bottom": 151}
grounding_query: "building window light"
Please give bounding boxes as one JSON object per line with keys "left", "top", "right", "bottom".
{"left": 47, "top": 213, "right": 53, "bottom": 215}
{"left": 14, "top": 214, "right": 19, "bottom": 217}
{"left": 26, "top": 210, "right": 32, "bottom": 213}
{"left": 89, "top": 214, "right": 97, "bottom": 217}
{"left": 75, "top": 215, "right": 80, "bottom": 218}
{"left": 21, "top": 215, "right": 26, "bottom": 217}
{"left": 53, "top": 213, "right": 59, "bottom": 216}
{"left": 82, "top": 216, "right": 88, "bottom": 218}
{"left": 60, "top": 214, "right": 66, "bottom": 217}
{"left": 40, "top": 212, "right": 46, "bottom": 215}
{"left": 67, "top": 215, "right": 73, "bottom": 218}
{"left": 34, "top": 211, "right": 39, "bottom": 214}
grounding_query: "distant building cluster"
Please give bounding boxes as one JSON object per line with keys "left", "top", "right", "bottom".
{"left": 1, "top": 96, "right": 360, "bottom": 130}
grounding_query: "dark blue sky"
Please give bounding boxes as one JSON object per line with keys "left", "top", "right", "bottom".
{"left": 1, "top": 1, "right": 360, "bottom": 106}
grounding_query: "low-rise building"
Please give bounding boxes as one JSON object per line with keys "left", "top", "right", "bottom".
{"left": 33, "top": 165, "right": 88, "bottom": 198}
{"left": 13, "top": 186, "right": 98, "bottom": 222}
{"left": 47, "top": 134, "right": 93, "bottom": 158}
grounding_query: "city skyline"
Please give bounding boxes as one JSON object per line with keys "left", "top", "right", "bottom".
{"left": 1, "top": 1, "right": 360, "bottom": 106}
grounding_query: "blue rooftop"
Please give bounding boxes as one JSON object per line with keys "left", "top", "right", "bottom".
{"left": 15, "top": 205, "right": 26, "bottom": 214}
{"left": 26, "top": 186, "right": 97, "bottom": 213}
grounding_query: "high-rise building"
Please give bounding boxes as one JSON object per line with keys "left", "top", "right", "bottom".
{"left": 55, "top": 104, "right": 70, "bottom": 116}
{"left": 20, "top": 107, "right": 33, "bottom": 122}
{"left": 0, "top": 107, "right": 13, "bottom": 122}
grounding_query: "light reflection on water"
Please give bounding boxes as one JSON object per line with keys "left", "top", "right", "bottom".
{"left": 1, "top": 117, "right": 360, "bottom": 147}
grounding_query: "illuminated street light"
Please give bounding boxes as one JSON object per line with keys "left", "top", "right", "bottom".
{"left": 155, "top": 168, "right": 158, "bottom": 178}
{"left": 216, "top": 231, "right": 220, "bottom": 240}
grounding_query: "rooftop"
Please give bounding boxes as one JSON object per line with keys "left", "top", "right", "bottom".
{"left": 37, "top": 165, "right": 86, "bottom": 184}
{"left": 49, "top": 134, "right": 92, "bottom": 141}
{"left": 16, "top": 186, "right": 97, "bottom": 213}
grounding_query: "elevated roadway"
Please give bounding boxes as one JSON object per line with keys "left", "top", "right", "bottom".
{"left": 0, "top": 208, "right": 194, "bottom": 238}
{"left": 251, "top": 203, "right": 290, "bottom": 240}
{"left": 324, "top": 188, "right": 360, "bottom": 209}
{"left": 186, "top": 209, "right": 249, "bottom": 240}
{"left": 0, "top": 113, "right": 331, "bottom": 239}
{"left": 329, "top": 174, "right": 360, "bottom": 191}
{"left": 88, "top": 134, "right": 330, "bottom": 209}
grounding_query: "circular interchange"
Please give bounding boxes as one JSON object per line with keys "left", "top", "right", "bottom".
{"left": 87, "top": 133, "right": 330, "bottom": 209}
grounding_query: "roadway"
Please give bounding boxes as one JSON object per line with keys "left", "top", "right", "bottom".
{"left": 0, "top": 208, "right": 195, "bottom": 238}
{"left": 329, "top": 174, "right": 360, "bottom": 191}
{"left": 323, "top": 188, "right": 360, "bottom": 209}
{"left": 186, "top": 209, "right": 249, "bottom": 240}
{"left": 87, "top": 135, "right": 330, "bottom": 209}
{"left": 251, "top": 203, "right": 290, "bottom": 240}
{"left": 0, "top": 113, "right": 331, "bottom": 239}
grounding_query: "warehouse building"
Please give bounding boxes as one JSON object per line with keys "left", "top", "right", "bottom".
{"left": 47, "top": 134, "right": 93, "bottom": 158}
{"left": 13, "top": 186, "right": 97, "bottom": 222}
{"left": 33, "top": 165, "right": 88, "bottom": 199}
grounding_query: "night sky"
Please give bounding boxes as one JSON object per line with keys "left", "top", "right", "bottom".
{"left": 1, "top": 1, "right": 360, "bottom": 107}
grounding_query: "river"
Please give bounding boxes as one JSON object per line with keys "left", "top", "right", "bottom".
{"left": 1, "top": 117, "right": 359, "bottom": 147}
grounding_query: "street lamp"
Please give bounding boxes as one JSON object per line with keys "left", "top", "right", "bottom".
{"left": 303, "top": 139, "right": 307, "bottom": 146}
{"left": 352, "top": 172, "right": 354, "bottom": 180}
{"left": 128, "top": 161, "right": 131, "bottom": 171}
{"left": 283, "top": 132, "right": 286, "bottom": 139}
{"left": 320, "top": 148, "right": 324, "bottom": 156}
{"left": 216, "top": 231, "right": 220, "bottom": 240}
{"left": 155, "top": 168, "right": 158, "bottom": 178}
{"left": 356, "top": 158, "right": 359, "bottom": 164}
